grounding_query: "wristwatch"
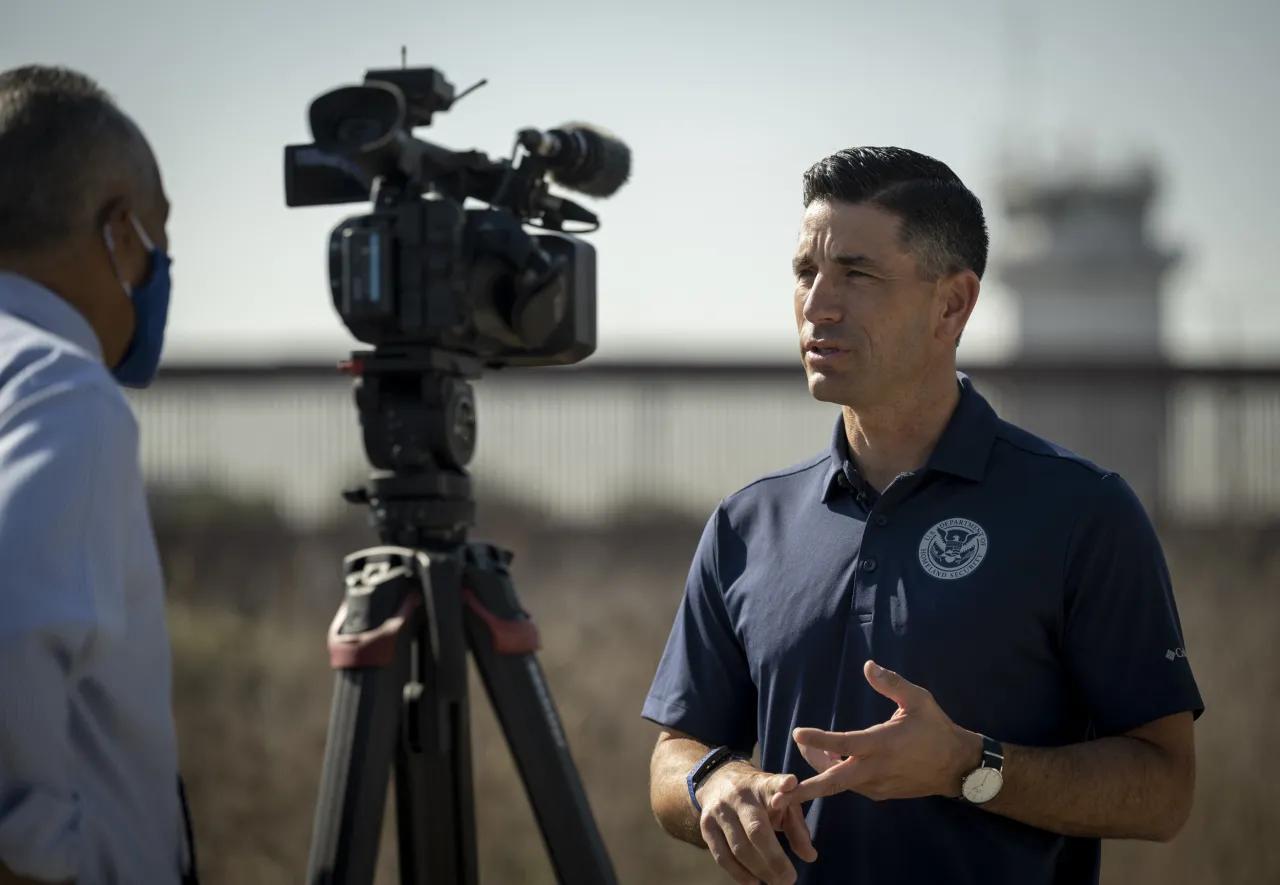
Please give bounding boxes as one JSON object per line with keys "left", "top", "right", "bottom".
{"left": 959, "top": 734, "right": 1004, "bottom": 804}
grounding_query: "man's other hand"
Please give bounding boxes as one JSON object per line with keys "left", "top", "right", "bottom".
{"left": 772, "top": 660, "right": 978, "bottom": 808}
{"left": 697, "top": 762, "right": 818, "bottom": 885}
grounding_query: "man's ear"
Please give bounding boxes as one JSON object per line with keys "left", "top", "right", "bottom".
{"left": 936, "top": 270, "right": 980, "bottom": 346}
{"left": 98, "top": 193, "right": 146, "bottom": 237}
{"left": 96, "top": 196, "right": 149, "bottom": 287}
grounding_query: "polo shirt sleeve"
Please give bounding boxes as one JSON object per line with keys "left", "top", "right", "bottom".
{"left": 641, "top": 504, "right": 757, "bottom": 753}
{"left": 0, "top": 381, "right": 134, "bottom": 882}
{"left": 1061, "top": 472, "right": 1204, "bottom": 738}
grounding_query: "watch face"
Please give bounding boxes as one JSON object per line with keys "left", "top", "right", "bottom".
{"left": 962, "top": 767, "right": 1003, "bottom": 804}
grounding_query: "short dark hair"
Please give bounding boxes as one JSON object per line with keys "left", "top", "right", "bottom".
{"left": 801, "top": 146, "right": 989, "bottom": 281}
{"left": 0, "top": 65, "right": 155, "bottom": 255}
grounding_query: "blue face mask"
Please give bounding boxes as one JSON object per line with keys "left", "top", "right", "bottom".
{"left": 104, "top": 213, "right": 172, "bottom": 389}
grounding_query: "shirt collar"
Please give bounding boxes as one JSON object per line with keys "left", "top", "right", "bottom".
{"left": 821, "top": 418, "right": 858, "bottom": 503}
{"left": 0, "top": 272, "right": 103, "bottom": 360}
{"left": 821, "top": 372, "right": 999, "bottom": 502}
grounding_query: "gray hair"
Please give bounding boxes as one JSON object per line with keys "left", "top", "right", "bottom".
{"left": 0, "top": 65, "right": 156, "bottom": 255}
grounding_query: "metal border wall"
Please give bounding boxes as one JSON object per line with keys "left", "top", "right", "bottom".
{"left": 129, "top": 361, "right": 1280, "bottom": 528}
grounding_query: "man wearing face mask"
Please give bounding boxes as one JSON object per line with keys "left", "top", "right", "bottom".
{"left": 0, "top": 66, "right": 195, "bottom": 884}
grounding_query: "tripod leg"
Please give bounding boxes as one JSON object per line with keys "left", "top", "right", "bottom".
{"left": 306, "top": 548, "right": 423, "bottom": 885}
{"left": 393, "top": 550, "right": 478, "bottom": 885}
{"left": 462, "top": 543, "right": 620, "bottom": 885}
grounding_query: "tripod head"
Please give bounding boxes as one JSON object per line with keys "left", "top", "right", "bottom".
{"left": 336, "top": 347, "right": 480, "bottom": 548}
{"left": 283, "top": 64, "right": 631, "bottom": 546}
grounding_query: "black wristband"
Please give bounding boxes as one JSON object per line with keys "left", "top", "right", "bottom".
{"left": 687, "top": 746, "right": 745, "bottom": 812}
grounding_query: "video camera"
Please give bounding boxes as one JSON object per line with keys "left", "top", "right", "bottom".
{"left": 287, "top": 65, "right": 630, "bottom": 885}
{"left": 283, "top": 64, "right": 630, "bottom": 368}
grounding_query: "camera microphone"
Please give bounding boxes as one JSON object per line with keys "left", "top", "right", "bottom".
{"left": 518, "top": 122, "right": 631, "bottom": 199}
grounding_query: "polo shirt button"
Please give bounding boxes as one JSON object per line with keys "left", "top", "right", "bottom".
{"left": 862, "top": 557, "right": 877, "bottom": 572}
{"left": 873, "top": 514, "right": 888, "bottom": 527}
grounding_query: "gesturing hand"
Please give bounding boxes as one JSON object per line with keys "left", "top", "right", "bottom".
{"left": 770, "top": 661, "right": 981, "bottom": 810}
{"left": 698, "top": 762, "right": 819, "bottom": 885}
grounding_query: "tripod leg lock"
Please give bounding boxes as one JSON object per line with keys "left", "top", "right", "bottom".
{"left": 462, "top": 587, "right": 540, "bottom": 654}
{"left": 327, "top": 594, "right": 422, "bottom": 669}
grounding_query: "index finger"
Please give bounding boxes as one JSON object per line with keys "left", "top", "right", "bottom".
{"left": 701, "top": 820, "right": 759, "bottom": 885}
{"left": 781, "top": 805, "right": 818, "bottom": 864}
{"left": 792, "top": 726, "right": 884, "bottom": 759}
{"left": 771, "top": 757, "right": 861, "bottom": 809}
{"left": 739, "top": 804, "right": 796, "bottom": 885}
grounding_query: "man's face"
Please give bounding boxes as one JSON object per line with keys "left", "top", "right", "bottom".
{"left": 94, "top": 145, "right": 170, "bottom": 366}
{"left": 792, "top": 199, "right": 944, "bottom": 408}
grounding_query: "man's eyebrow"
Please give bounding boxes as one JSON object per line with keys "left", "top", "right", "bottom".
{"left": 832, "top": 252, "right": 879, "bottom": 270}
{"left": 792, "top": 252, "right": 880, "bottom": 273}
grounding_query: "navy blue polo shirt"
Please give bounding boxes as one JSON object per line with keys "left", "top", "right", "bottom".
{"left": 642, "top": 373, "right": 1204, "bottom": 885}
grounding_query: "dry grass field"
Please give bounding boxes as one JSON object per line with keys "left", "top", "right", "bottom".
{"left": 158, "top": 499, "right": 1280, "bottom": 885}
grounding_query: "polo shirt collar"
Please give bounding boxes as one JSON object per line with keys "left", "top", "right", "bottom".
{"left": 0, "top": 271, "right": 103, "bottom": 360}
{"left": 821, "top": 419, "right": 856, "bottom": 503}
{"left": 821, "top": 372, "right": 998, "bottom": 502}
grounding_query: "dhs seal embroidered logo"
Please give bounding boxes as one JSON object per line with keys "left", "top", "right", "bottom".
{"left": 918, "top": 518, "right": 989, "bottom": 580}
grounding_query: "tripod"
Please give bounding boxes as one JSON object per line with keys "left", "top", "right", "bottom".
{"left": 304, "top": 347, "right": 619, "bottom": 885}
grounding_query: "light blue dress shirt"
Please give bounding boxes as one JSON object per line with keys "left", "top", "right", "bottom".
{"left": 0, "top": 272, "right": 186, "bottom": 883}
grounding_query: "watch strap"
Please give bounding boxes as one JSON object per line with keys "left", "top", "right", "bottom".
{"left": 687, "top": 746, "right": 746, "bottom": 812}
{"left": 978, "top": 734, "right": 1004, "bottom": 773}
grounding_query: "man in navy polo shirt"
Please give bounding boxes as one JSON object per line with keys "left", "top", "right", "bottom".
{"left": 642, "top": 146, "right": 1203, "bottom": 885}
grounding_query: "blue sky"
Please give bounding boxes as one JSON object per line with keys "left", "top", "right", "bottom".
{"left": 4, "top": 0, "right": 1277, "bottom": 364}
